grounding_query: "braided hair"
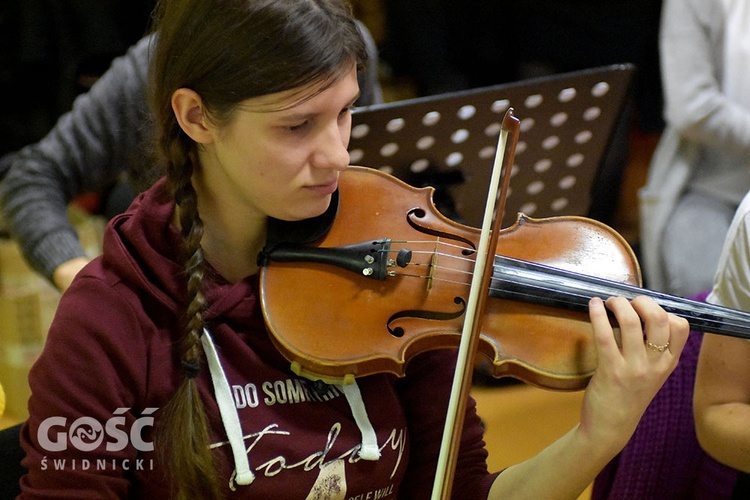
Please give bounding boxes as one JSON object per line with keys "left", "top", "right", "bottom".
{"left": 146, "top": 0, "right": 367, "bottom": 496}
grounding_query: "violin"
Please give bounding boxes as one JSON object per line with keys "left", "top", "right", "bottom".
{"left": 258, "top": 165, "right": 750, "bottom": 391}
{"left": 258, "top": 107, "right": 750, "bottom": 498}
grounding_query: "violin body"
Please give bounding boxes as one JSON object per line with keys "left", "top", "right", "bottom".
{"left": 260, "top": 166, "right": 641, "bottom": 390}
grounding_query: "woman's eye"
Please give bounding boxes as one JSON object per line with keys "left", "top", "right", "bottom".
{"left": 287, "top": 121, "right": 309, "bottom": 132}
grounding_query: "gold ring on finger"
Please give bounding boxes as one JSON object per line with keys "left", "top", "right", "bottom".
{"left": 645, "top": 339, "right": 670, "bottom": 353}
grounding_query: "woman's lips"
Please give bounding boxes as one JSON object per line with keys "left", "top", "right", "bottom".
{"left": 305, "top": 179, "right": 338, "bottom": 195}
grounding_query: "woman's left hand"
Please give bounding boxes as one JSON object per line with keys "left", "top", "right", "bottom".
{"left": 579, "top": 295, "right": 690, "bottom": 451}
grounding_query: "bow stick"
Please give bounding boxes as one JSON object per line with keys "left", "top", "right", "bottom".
{"left": 432, "top": 109, "right": 521, "bottom": 498}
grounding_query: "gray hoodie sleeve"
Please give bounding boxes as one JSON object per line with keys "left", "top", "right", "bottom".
{"left": 0, "top": 34, "right": 154, "bottom": 283}
{"left": 1, "top": 22, "right": 383, "bottom": 285}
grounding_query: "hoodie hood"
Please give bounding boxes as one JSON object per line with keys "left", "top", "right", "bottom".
{"left": 101, "top": 177, "right": 256, "bottom": 325}
{"left": 99, "top": 178, "right": 379, "bottom": 487}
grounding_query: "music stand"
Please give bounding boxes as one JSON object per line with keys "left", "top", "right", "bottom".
{"left": 349, "top": 64, "right": 635, "bottom": 228}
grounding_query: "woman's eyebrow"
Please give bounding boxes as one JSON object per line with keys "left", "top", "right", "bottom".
{"left": 280, "top": 91, "right": 362, "bottom": 121}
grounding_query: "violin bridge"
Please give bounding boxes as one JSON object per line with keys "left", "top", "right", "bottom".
{"left": 427, "top": 238, "right": 439, "bottom": 291}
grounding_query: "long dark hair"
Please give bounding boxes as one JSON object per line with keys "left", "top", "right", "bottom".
{"left": 147, "top": 0, "right": 367, "bottom": 497}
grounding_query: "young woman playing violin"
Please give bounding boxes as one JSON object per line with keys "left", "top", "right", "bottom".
{"left": 19, "top": 0, "right": 689, "bottom": 498}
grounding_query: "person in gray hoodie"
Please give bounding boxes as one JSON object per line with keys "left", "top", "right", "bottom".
{"left": 0, "top": 20, "right": 382, "bottom": 292}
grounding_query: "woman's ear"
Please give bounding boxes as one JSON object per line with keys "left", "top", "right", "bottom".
{"left": 172, "top": 88, "right": 214, "bottom": 144}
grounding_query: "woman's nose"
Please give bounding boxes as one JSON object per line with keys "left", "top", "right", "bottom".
{"left": 311, "top": 121, "right": 350, "bottom": 171}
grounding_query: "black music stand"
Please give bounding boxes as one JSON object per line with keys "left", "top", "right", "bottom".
{"left": 349, "top": 64, "right": 635, "bottom": 228}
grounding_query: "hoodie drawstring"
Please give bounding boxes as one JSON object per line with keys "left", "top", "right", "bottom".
{"left": 201, "top": 328, "right": 255, "bottom": 486}
{"left": 201, "top": 327, "right": 381, "bottom": 489}
{"left": 340, "top": 382, "right": 381, "bottom": 460}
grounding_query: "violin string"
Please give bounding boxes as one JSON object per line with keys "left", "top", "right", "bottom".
{"left": 407, "top": 253, "right": 474, "bottom": 269}
{"left": 378, "top": 240, "right": 475, "bottom": 263}
{"left": 391, "top": 272, "right": 471, "bottom": 288}
{"left": 381, "top": 240, "right": 480, "bottom": 286}
{"left": 380, "top": 239, "right": 474, "bottom": 252}
{"left": 380, "top": 241, "right": 750, "bottom": 336}
{"left": 382, "top": 239, "right": 588, "bottom": 300}
{"left": 387, "top": 244, "right": 590, "bottom": 304}
{"left": 390, "top": 268, "right": 472, "bottom": 286}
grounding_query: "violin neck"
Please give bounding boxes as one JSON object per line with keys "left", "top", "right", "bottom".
{"left": 490, "top": 255, "right": 750, "bottom": 340}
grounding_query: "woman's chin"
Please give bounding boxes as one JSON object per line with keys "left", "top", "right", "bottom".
{"left": 281, "top": 198, "right": 332, "bottom": 222}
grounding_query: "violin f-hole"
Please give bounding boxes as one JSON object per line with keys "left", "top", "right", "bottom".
{"left": 386, "top": 296, "right": 467, "bottom": 337}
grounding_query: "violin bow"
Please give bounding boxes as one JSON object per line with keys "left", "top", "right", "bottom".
{"left": 432, "top": 109, "right": 521, "bottom": 498}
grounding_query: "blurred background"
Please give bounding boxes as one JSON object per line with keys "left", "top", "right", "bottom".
{"left": 0, "top": 0, "right": 664, "bottom": 152}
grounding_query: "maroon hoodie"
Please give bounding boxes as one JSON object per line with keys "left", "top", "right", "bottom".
{"left": 19, "top": 178, "right": 497, "bottom": 498}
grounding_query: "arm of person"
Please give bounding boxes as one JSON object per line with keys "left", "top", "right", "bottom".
{"left": 1, "top": 24, "right": 381, "bottom": 291}
{"left": 694, "top": 195, "right": 750, "bottom": 471}
{"left": 694, "top": 333, "right": 750, "bottom": 472}
{"left": 660, "top": 0, "right": 750, "bottom": 155}
{"left": 0, "top": 35, "right": 153, "bottom": 287}
{"left": 488, "top": 296, "right": 690, "bottom": 499}
{"left": 52, "top": 256, "right": 92, "bottom": 291}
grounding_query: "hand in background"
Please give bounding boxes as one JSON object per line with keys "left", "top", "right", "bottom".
{"left": 52, "top": 257, "right": 91, "bottom": 292}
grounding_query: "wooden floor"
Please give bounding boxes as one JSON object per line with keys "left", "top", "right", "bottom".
{"left": 472, "top": 384, "right": 591, "bottom": 499}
